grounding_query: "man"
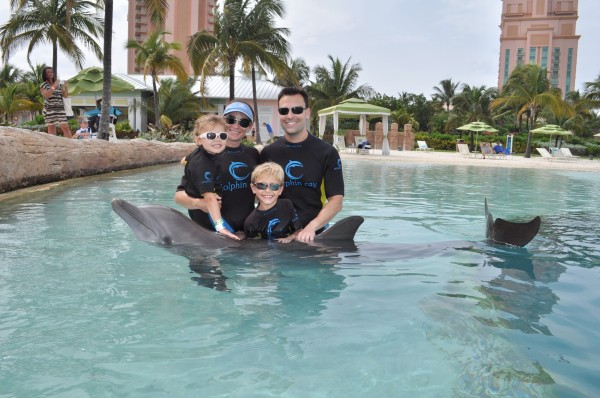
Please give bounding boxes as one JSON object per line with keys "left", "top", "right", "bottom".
{"left": 174, "top": 101, "right": 259, "bottom": 233}
{"left": 259, "top": 87, "right": 344, "bottom": 242}
{"left": 493, "top": 141, "right": 504, "bottom": 154}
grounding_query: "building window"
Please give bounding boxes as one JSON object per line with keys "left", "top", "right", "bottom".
{"left": 541, "top": 47, "right": 548, "bottom": 70}
{"left": 504, "top": 49, "right": 510, "bottom": 84}
{"left": 529, "top": 47, "right": 537, "bottom": 64}
{"left": 565, "top": 48, "right": 573, "bottom": 94}
{"left": 551, "top": 48, "right": 560, "bottom": 88}
{"left": 517, "top": 48, "right": 525, "bottom": 66}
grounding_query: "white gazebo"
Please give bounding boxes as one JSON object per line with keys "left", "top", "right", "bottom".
{"left": 317, "top": 98, "right": 392, "bottom": 155}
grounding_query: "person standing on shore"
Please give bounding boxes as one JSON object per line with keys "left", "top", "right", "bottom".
{"left": 40, "top": 67, "right": 72, "bottom": 138}
{"left": 259, "top": 87, "right": 344, "bottom": 242}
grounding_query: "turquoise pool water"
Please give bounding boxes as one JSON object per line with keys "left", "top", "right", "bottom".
{"left": 1, "top": 160, "right": 599, "bottom": 397}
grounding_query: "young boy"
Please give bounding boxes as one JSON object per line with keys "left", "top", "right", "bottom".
{"left": 73, "top": 118, "right": 92, "bottom": 139}
{"left": 181, "top": 114, "right": 240, "bottom": 240}
{"left": 244, "top": 162, "right": 302, "bottom": 243}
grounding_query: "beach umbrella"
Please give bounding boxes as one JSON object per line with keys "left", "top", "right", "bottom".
{"left": 457, "top": 121, "right": 498, "bottom": 149}
{"left": 67, "top": 66, "right": 134, "bottom": 95}
{"left": 531, "top": 124, "right": 573, "bottom": 150}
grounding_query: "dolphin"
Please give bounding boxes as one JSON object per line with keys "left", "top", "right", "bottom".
{"left": 112, "top": 198, "right": 540, "bottom": 249}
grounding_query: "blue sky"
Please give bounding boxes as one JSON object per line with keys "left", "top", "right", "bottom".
{"left": 1, "top": 0, "right": 599, "bottom": 98}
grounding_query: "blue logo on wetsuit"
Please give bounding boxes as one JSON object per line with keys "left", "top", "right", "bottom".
{"left": 222, "top": 161, "right": 249, "bottom": 192}
{"left": 229, "top": 161, "right": 250, "bottom": 181}
{"left": 285, "top": 160, "right": 303, "bottom": 180}
{"left": 202, "top": 171, "right": 213, "bottom": 183}
{"left": 267, "top": 218, "right": 280, "bottom": 239}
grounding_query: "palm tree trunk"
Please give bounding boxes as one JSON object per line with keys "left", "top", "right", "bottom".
{"left": 99, "top": 0, "right": 113, "bottom": 141}
{"left": 251, "top": 62, "right": 261, "bottom": 145}
{"left": 228, "top": 59, "right": 235, "bottom": 101}
{"left": 52, "top": 42, "right": 58, "bottom": 77}
{"left": 152, "top": 72, "right": 160, "bottom": 129}
{"left": 524, "top": 109, "right": 533, "bottom": 158}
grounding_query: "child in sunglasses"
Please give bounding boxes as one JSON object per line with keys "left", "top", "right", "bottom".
{"left": 244, "top": 162, "right": 302, "bottom": 243}
{"left": 180, "top": 114, "right": 240, "bottom": 240}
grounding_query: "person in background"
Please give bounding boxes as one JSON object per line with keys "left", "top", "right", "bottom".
{"left": 493, "top": 141, "right": 504, "bottom": 154}
{"left": 40, "top": 66, "right": 72, "bottom": 138}
{"left": 175, "top": 101, "right": 259, "bottom": 236}
{"left": 73, "top": 118, "right": 92, "bottom": 139}
{"left": 244, "top": 162, "right": 302, "bottom": 243}
{"left": 263, "top": 122, "right": 274, "bottom": 142}
{"left": 259, "top": 87, "right": 344, "bottom": 242}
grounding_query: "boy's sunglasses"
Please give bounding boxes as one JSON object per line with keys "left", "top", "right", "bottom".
{"left": 199, "top": 131, "right": 228, "bottom": 140}
{"left": 224, "top": 115, "right": 251, "bottom": 128}
{"left": 253, "top": 182, "right": 282, "bottom": 191}
{"left": 278, "top": 106, "right": 305, "bottom": 115}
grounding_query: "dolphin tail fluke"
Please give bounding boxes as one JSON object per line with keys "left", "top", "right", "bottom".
{"left": 316, "top": 216, "right": 364, "bottom": 241}
{"left": 484, "top": 198, "right": 541, "bottom": 247}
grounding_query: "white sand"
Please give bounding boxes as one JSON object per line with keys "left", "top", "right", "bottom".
{"left": 341, "top": 149, "right": 600, "bottom": 172}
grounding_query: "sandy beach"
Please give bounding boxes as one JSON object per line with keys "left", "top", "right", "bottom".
{"left": 340, "top": 149, "right": 600, "bottom": 172}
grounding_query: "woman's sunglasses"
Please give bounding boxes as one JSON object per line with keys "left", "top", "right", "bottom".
{"left": 199, "top": 131, "right": 228, "bottom": 140}
{"left": 252, "top": 182, "right": 282, "bottom": 191}
{"left": 278, "top": 106, "right": 305, "bottom": 115}
{"left": 224, "top": 115, "right": 251, "bottom": 128}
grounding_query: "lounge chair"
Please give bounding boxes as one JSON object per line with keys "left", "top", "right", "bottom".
{"left": 560, "top": 147, "right": 579, "bottom": 160}
{"left": 457, "top": 143, "right": 479, "bottom": 158}
{"left": 333, "top": 135, "right": 349, "bottom": 154}
{"left": 416, "top": 140, "right": 433, "bottom": 151}
{"left": 481, "top": 142, "right": 506, "bottom": 159}
{"left": 536, "top": 147, "right": 571, "bottom": 161}
{"left": 354, "top": 136, "right": 372, "bottom": 155}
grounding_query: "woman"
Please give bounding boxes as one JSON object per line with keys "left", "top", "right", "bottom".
{"left": 40, "top": 66, "right": 72, "bottom": 138}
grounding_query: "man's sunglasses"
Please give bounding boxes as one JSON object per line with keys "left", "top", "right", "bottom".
{"left": 278, "top": 106, "right": 305, "bottom": 115}
{"left": 224, "top": 115, "right": 251, "bottom": 128}
{"left": 252, "top": 182, "right": 282, "bottom": 191}
{"left": 199, "top": 131, "right": 228, "bottom": 140}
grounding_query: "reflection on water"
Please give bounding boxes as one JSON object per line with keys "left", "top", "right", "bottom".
{"left": 1, "top": 162, "right": 599, "bottom": 397}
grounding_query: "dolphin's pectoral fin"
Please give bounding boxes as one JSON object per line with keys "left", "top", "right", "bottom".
{"left": 484, "top": 198, "right": 541, "bottom": 247}
{"left": 315, "top": 216, "right": 364, "bottom": 241}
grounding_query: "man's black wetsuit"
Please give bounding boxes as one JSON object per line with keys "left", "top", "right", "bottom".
{"left": 259, "top": 134, "right": 344, "bottom": 228}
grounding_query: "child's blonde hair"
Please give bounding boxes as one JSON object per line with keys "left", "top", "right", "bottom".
{"left": 252, "top": 162, "right": 284, "bottom": 184}
{"left": 194, "top": 114, "right": 226, "bottom": 136}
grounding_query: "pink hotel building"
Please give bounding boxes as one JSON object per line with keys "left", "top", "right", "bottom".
{"left": 498, "top": 0, "right": 580, "bottom": 97}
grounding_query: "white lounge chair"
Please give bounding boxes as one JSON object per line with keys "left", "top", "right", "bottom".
{"left": 416, "top": 140, "right": 433, "bottom": 151}
{"left": 354, "top": 136, "right": 372, "bottom": 155}
{"left": 333, "top": 134, "right": 349, "bottom": 154}
{"left": 536, "top": 147, "right": 572, "bottom": 161}
{"left": 560, "top": 147, "right": 579, "bottom": 160}
{"left": 457, "top": 143, "right": 480, "bottom": 158}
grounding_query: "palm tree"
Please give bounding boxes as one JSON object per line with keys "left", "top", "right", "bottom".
{"left": 309, "top": 55, "right": 372, "bottom": 111}
{"left": 584, "top": 74, "right": 600, "bottom": 108}
{"left": 97, "top": 0, "right": 169, "bottom": 139}
{"left": 1, "top": 0, "right": 103, "bottom": 77}
{"left": 452, "top": 84, "right": 498, "bottom": 122}
{"left": 271, "top": 57, "right": 310, "bottom": 88}
{"left": 155, "top": 78, "right": 202, "bottom": 130}
{"left": 491, "top": 64, "right": 569, "bottom": 158}
{"left": 0, "top": 82, "right": 36, "bottom": 124}
{"left": 187, "top": 0, "right": 290, "bottom": 102}
{"left": 0, "top": 63, "right": 23, "bottom": 88}
{"left": 126, "top": 30, "right": 187, "bottom": 129}
{"left": 432, "top": 78, "right": 460, "bottom": 115}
